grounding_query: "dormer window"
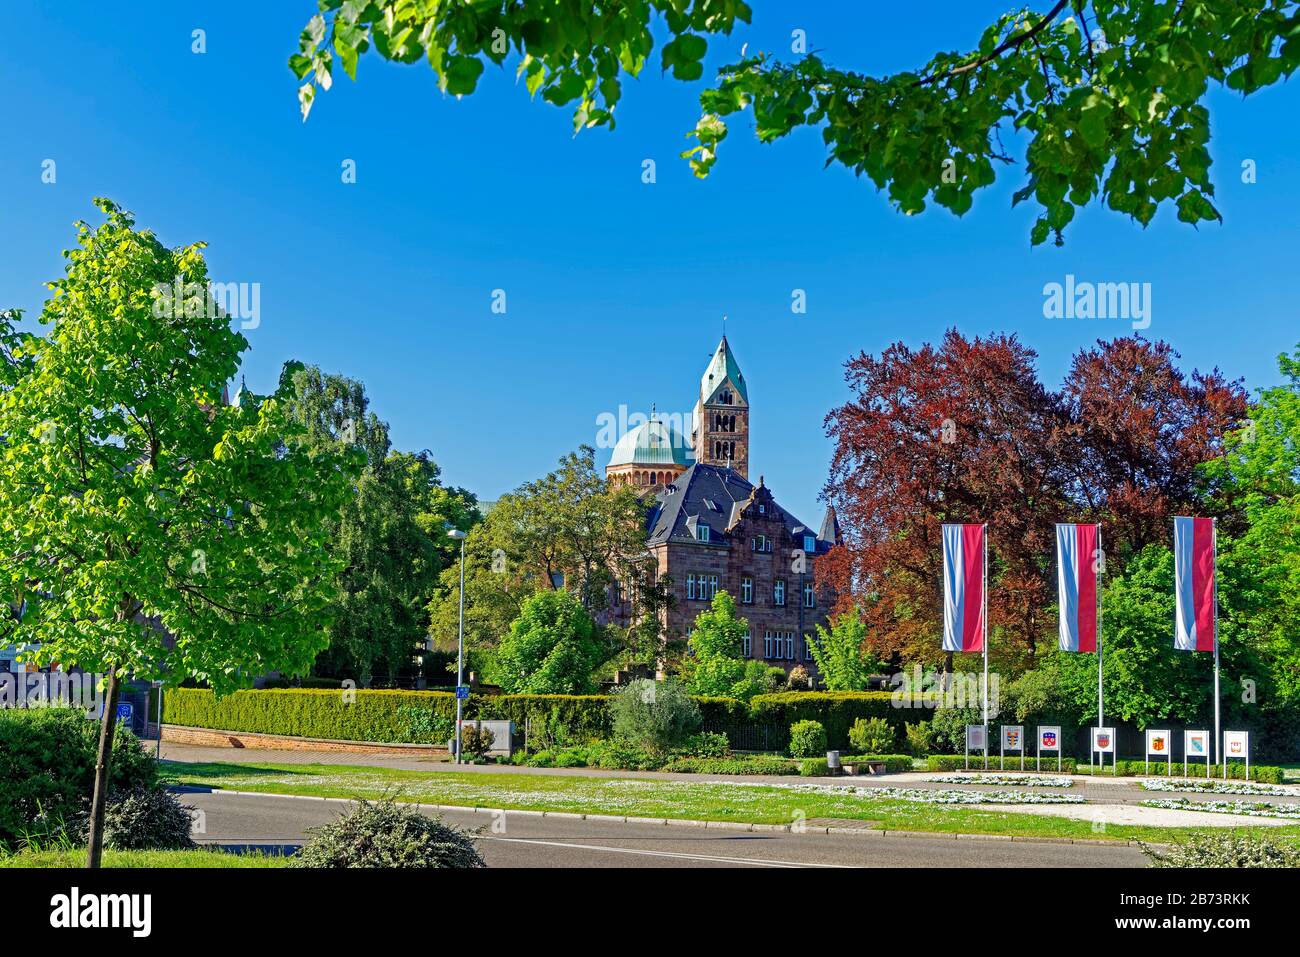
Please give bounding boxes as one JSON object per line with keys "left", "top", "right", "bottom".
{"left": 696, "top": 525, "right": 711, "bottom": 543}
{"left": 803, "top": 535, "right": 816, "bottom": 553}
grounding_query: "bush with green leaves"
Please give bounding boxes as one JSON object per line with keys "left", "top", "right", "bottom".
{"left": 662, "top": 756, "right": 799, "bottom": 775}
{"left": 296, "top": 798, "right": 484, "bottom": 869}
{"left": 0, "top": 708, "right": 158, "bottom": 850}
{"left": 678, "top": 731, "right": 730, "bottom": 759}
{"left": 1144, "top": 833, "right": 1300, "bottom": 868}
{"left": 788, "top": 720, "right": 827, "bottom": 758}
{"left": 71, "top": 787, "right": 197, "bottom": 852}
{"left": 458, "top": 724, "right": 496, "bottom": 760}
{"left": 904, "top": 720, "right": 938, "bottom": 756}
{"left": 848, "top": 717, "right": 896, "bottom": 755}
{"left": 929, "top": 705, "right": 987, "bottom": 754}
{"left": 609, "top": 678, "right": 700, "bottom": 755}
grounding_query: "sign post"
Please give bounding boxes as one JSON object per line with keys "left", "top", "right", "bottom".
{"left": 965, "top": 724, "right": 987, "bottom": 771}
{"left": 1037, "top": 726, "right": 1062, "bottom": 773}
{"left": 1183, "top": 729, "right": 1210, "bottom": 779}
{"left": 1001, "top": 725, "right": 1024, "bottom": 771}
{"left": 1223, "top": 730, "right": 1250, "bottom": 780}
{"left": 1091, "top": 726, "right": 1116, "bottom": 775}
{"left": 1145, "top": 729, "right": 1172, "bottom": 776}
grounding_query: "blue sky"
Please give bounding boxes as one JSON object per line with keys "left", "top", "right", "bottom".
{"left": 3, "top": 2, "right": 1298, "bottom": 525}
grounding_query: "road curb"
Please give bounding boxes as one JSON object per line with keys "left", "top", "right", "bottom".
{"left": 185, "top": 787, "right": 1148, "bottom": 848}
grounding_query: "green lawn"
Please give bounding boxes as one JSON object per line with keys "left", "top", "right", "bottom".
{"left": 164, "top": 760, "right": 1300, "bottom": 847}
{"left": 0, "top": 848, "right": 289, "bottom": 868}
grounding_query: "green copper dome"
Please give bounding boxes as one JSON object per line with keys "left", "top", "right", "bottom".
{"left": 608, "top": 418, "right": 695, "bottom": 467}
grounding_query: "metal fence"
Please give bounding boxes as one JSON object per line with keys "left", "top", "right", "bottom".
{"left": 703, "top": 719, "right": 786, "bottom": 753}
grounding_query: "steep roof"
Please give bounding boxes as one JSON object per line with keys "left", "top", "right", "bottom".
{"left": 646, "top": 463, "right": 829, "bottom": 551}
{"left": 699, "top": 336, "right": 748, "bottom": 405}
{"left": 819, "top": 505, "right": 843, "bottom": 545}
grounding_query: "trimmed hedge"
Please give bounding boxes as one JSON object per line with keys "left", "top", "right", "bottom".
{"left": 927, "top": 755, "right": 1079, "bottom": 773}
{"left": 748, "top": 692, "right": 905, "bottom": 750}
{"left": 841, "top": 754, "right": 915, "bottom": 773}
{"left": 163, "top": 688, "right": 748, "bottom": 746}
{"left": 1075, "top": 759, "right": 1285, "bottom": 784}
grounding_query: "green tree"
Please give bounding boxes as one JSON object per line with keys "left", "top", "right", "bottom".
{"left": 285, "top": 368, "right": 479, "bottom": 684}
{"left": 1204, "top": 343, "right": 1300, "bottom": 704}
{"left": 427, "top": 447, "right": 648, "bottom": 660}
{"left": 681, "top": 591, "right": 750, "bottom": 697}
{"left": 495, "top": 590, "right": 606, "bottom": 694}
{"left": 292, "top": 1, "right": 1300, "bottom": 243}
{"left": 808, "top": 611, "right": 877, "bottom": 691}
{"left": 0, "top": 200, "right": 358, "bottom": 866}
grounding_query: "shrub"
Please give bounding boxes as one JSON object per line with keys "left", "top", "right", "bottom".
{"left": 70, "top": 787, "right": 197, "bottom": 851}
{"left": 296, "top": 798, "right": 484, "bottom": 868}
{"left": 1144, "top": 833, "right": 1300, "bottom": 868}
{"left": 786, "top": 666, "right": 812, "bottom": 691}
{"left": 585, "top": 740, "right": 664, "bottom": 771}
{"left": 0, "top": 709, "right": 158, "bottom": 850}
{"left": 788, "top": 720, "right": 827, "bottom": 757}
{"left": 748, "top": 691, "right": 904, "bottom": 750}
{"left": 677, "top": 731, "right": 730, "bottom": 759}
{"left": 661, "top": 756, "right": 799, "bottom": 775}
{"left": 799, "top": 757, "right": 830, "bottom": 776}
{"left": 904, "top": 720, "right": 938, "bottom": 756}
{"left": 1075, "top": 760, "right": 1284, "bottom": 783}
{"left": 459, "top": 724, "right": 496, "bottom": 760}
{"left": 848, "top": 716, "right": 895, "bottom": 754}
{"left": 609, "top": 679, "right": 700, "bottom": 754}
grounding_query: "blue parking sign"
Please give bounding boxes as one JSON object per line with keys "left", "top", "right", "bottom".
{"left": 116, "top": 702, "right": 134, "bottom": 721}
{"left": 455, "top": 686, "right": 470, "bottom": 700}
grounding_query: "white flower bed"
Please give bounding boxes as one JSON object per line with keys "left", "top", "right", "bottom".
{"left": 927, "top": 773, "right": 1074, "bottom": 788}
{"left": 1139, "top": 778, "right": 1297, "bottom": 797}
{"left": 1139, "top": 798, "right": 1300, "bottom": 819}
{"left": 743, "top": 781, "right": 1084, "bottom": 805}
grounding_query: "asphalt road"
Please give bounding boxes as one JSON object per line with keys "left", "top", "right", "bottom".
{"left": 184, "top": 790, "right": 1149, "bottom": 868}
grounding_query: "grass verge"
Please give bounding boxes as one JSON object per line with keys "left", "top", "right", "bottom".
{"left": 0, "top": 848, "right": 289, "bottom": 868}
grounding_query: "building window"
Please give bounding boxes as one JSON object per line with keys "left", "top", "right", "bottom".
{"left": 742, "top": 631, "right": 752, "bottom": 657}
{"left": 785, "top": 633, "right": 795, "bottom": 660}
{"left": 696, "top": 524, "right": 710, "bottom": 543}
{"left": 803, "top": 534, "right": 816, "bottom": 553}
{"left": 686, "top": 573, "right": 697, "bottom": 600}
{"left": 753, "top": 534, "right": 770, "bottom": 552}
{"left": 802, "top": 634, "right": 812, "bottom": 661}
{"left": 773, "top": 579, "right": 785, "bottom": 607}
{"left": 803, "top": 581, "right": 815, "bottom": 608}
{"left": 706, "top": 574, "right": 719, "bottom": 599}
{"left": 763, "top": 631, "right": 773, "bottom": 658}
{"left": 741, "top": 577, "right": 753, "bottom": 604}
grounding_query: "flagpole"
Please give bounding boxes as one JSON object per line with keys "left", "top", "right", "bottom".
{"left": 1213, "top": 520, "right": 1221, "bottom": 771}
{"left": 1097, "top": 525, "right": 1104, "bottom": 729}
{"left": 982, "top": 523, "right": 989, "bottom": 731}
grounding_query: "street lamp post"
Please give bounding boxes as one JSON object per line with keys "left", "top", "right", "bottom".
{"left": 447, "top": 528, "right": 468, "bottom": 765}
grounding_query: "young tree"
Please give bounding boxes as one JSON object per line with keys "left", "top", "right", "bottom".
{"left": 291, "top": 1, "right": 1300, "bottom": 243}
{"left": 681, "top": 591, "right": 749, "bottom": 698}
{"left": 494, "top": 590, "right": 606, "bottom": 694}
{"left": 0, "top": 200, "right": 359, "bottom": 867}
{"left": 808, "top": 611, "right": 878, "bottom": 692}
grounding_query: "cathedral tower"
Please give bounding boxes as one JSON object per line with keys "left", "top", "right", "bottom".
{"left": 691, "top": 336, "right": 749, "bottom": 479}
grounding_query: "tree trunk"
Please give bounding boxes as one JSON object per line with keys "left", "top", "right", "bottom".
{"left": 85, "top": 667, "right": 121, "bottom": 869}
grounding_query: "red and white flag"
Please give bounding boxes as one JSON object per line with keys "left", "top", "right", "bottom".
{"left": 942, "top": 523, "right": 985, "bottom": 652}
{"left": 1056, "top": 524, "right": 1099, "bottom": 652}
{"left": 1174, "top": 516, "right": 1216, "bottom": 652}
